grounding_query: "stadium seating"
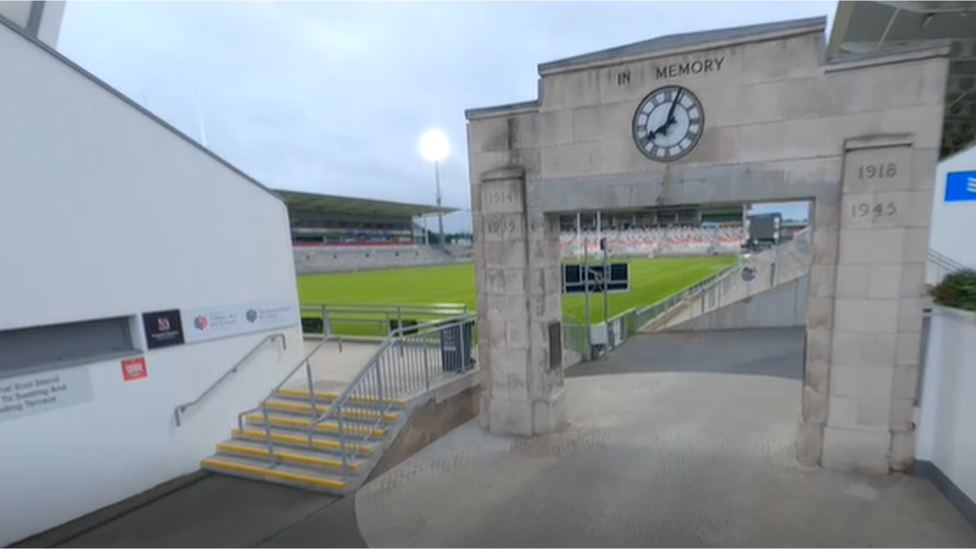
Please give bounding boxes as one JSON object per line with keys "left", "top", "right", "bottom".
{"left": 294, "top": 244, "right": 459, "bottom": 274}
{"left": 561, "top": 225, "right": 745, "bottom": 257}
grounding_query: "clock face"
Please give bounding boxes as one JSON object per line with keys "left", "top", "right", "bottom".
{"left": 632, "top": 85, "right": 705, "bottom": 162}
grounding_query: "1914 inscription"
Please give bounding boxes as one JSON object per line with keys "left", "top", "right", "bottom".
{"left": 486, "top": 190, "right": 517, "bottom": 205}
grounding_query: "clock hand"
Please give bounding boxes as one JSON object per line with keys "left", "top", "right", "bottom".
{"left": 649, "top": 90, "right": 685, "bottom": 138}
{"left": 662, "top": 89, "right": 684, "bottom": 131}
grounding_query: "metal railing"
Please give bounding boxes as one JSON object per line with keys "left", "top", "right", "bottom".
{"left": 927, "top": 248, "right": 973, "bottom": 286}
{"left": 236, "top": 334, "right": 343, "bottom": 437}
{"left": 643, "top": 232, "right": 813, "bottom": 333}
{"left": 300, "top": 302, "right": 468, "bottom": 338}
{"left": 590, "top": 264, "right": 738, "bottom": 354}
{"left": 562, "top": 314, "right": 592, "bottom": 362}
{"left": 174, "top": 332, "right": 287, "bottom": 427}
{"left": 244, "top": 313, "right": 477, "bottom": 478}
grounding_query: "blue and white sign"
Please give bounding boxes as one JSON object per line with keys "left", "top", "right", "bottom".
{"left": 945, "top": 170, "right": 976, "bottom": 203}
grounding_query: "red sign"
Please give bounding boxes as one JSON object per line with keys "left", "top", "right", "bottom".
{"left": 121, "top": 357, "right": 148, "bottom": 382}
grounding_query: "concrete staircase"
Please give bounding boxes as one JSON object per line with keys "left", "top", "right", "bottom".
{"left": 201, "top": 313, "right": 479, "bottom": 495}
{"left": 202, "top": 388, "right": 408, "bottom": 494}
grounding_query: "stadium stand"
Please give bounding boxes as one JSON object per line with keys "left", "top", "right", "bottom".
{"left": 274, "top": 189, "right": 463, "bottom": 273}
{"left": 293, "top": 244, "right": 454, "bottom": 274}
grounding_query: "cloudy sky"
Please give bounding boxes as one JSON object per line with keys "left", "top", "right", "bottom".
{"left": 58, "top": 1, "right": 837, "bottom": 231}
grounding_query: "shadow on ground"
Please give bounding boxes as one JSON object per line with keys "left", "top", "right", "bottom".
{"left": 21, "top": 474, "right": 366, "bottom": 548}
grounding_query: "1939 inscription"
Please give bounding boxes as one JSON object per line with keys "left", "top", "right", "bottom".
{"left": 850, "top": 201, "right": 898, "bottom": 218}
{"left": 656, "top": 57, "right": 725, "bottom": 80}
{"left": 857, "top": 163, "right": 898, "bottom": 180}
{"left": 486, "top": 219, "right": 518, "bottom": 234}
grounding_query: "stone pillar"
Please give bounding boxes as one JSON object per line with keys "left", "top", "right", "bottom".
{"left": 797, "top": 183, "right": 841, "bottom": 467}
{"left": 818, "top": 136, "right": 930, "bottom": 473}
{"left": 472, "top": 167, "right": 567, "bottom": 436}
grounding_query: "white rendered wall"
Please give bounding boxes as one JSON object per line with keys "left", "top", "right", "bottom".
{"left": 0, "top": 22, "right": 304, "bottom": 546}
{"left": 0, "top": 1, "right": 31, "bottom": 27}
{"left": 36, "top": 1, "right": 65, "bottom": 48}
{"left": 916, "top": 306, "right": 976, "bottom": 510}
{"left": 928, "top": 143, "right": 976, "bottom": 276}
{"left": 0, "top": 1, "right": 65, "bottom": 48}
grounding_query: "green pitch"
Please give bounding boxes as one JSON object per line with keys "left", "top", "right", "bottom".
{"left": 297, "top": 256, "right": 736, "bottom": 336}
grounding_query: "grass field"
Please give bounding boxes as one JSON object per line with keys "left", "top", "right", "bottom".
{"left": 297, "top": 255, "right": 736, "bottom": 336}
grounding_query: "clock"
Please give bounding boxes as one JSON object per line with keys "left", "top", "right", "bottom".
{"left": 631, "top": 85, "right": 705, "bottom": 162}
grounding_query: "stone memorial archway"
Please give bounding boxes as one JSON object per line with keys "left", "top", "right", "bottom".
{"left": 464, "top": 17, "right": 949, "bottom": 473}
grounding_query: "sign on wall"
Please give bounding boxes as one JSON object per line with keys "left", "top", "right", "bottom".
{"left": 142, "top": 309, "right": 186, "bottom": 350}
{"left": 121, "top": 357, "right": 148, "bottom": 382}
{"left": 0, "top": 367, "right": 95, "bottom": 424}
{"left": 944, "top": 170, "right": 976, "bottom": 203}
{"left": 180, "top": 299, "right": 299, "bottom": 345}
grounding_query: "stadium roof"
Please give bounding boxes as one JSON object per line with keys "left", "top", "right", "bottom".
{"left": 272, "top": 189, "right": 458, "bottom": 218}
{"left": 828, "top": 1, "right": 976, "bottom": 158}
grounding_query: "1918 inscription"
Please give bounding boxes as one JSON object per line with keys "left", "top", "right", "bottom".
{"left": 850, "top": 201, "right": 898, "bottom": 218}
{"left": 857, "top": 163, "right": 898, "bottom": 180}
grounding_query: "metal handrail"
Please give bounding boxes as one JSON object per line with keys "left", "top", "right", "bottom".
{"left": 174, "top": 332, "right": 287, "bottom": 427}
{"left": 236, "top": 333, "right": 343, "bottom": 429}
{"left": 928, "top": 248, "right": 971, "bottom": 273}
{"left": 310, "top": 313, "right": 476, "bottom": 425}
{"left": 306, "top": 312, "right": 477, "bottom": 474}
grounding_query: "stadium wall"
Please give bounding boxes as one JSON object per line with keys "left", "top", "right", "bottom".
{"left": 294, "top": 245, "right": 462, "bottom": 274}
{"left": 0, "top": 20, "right": 304, "bottom": 546}
{"left": 928, "top": 142, "right": 976, "bottom": 276}
{"left": 915, "top": 305, "right": 976, "bottom": 528}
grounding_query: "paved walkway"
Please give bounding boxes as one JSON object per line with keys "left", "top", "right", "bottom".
{"left": 25, "top": 329, "right": 976, "bottom": 547}
{"left": 52, "top": 475, "right": 361, "bottom": 548}
{"left": 356, "top": 330, "right": 976, "bottom": 547}
{"left": 282, "top": 338, "right": 380, "bottom": 394}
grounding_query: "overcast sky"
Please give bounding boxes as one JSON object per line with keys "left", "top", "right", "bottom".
{"left": 58, "top": 1, "right": 837, "bottom": 231}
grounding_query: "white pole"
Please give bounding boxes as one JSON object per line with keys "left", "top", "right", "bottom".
{"left": 434, "top": 160, "right": 444, "bottom": 247}
{"left": 596, "top": 211, "right": 602, "bottom": 255}
{"left": 575, "top": 212, "right": 582, "bottom": 261}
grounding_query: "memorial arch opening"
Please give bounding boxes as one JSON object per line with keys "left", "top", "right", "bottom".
{"left": 464, "top": 17, "right": 949, "bottom": 473}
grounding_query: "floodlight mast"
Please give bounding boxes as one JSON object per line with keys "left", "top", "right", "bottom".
{"left": 420, "top": 131, "right": 449, "bottom": 248}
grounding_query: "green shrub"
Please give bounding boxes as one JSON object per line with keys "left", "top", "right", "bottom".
{"left": 930, "top": 269, "right": 976, "bottom": 312}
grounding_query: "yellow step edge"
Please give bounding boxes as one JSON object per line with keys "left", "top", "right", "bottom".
{"left": 216, "top": 442, "right": 359, "bottom": 471}
{"left": 243, "top": 414, "right": 386, "bottom": 438}
{"left": 276, "top": 387, "right": 406, "bottom": 407}
{"left": 263, "top": 399, "right": 400, "bottom": 422}
{"left": 201, "top": 457, "right": 345, "bottom": 490}
{"left": 231, "top": 428, "right": 373, "bottom": 455}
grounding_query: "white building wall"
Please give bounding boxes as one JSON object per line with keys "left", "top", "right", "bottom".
{"left": 0, "top": 1, "right": 65, "bottom": 48}
{"left": 35, "top": 0, "right": 65, "bottom": 48}
{"left": 0, "top": 20, "right": 305, "bottom": 546}
{"left": 928, "top": 142, "right": 976, "bottom": 277}
{"left": 916, "top": 306, "right": 976, "bottom": 513}
{"left": 0, "top": 1, "right": 31, "bottom": 28}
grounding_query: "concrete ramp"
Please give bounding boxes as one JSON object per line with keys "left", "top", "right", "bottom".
{"left": 665, "top": 274, "right": 808, "bottom": 332}
{"left": 644, "top": 241, "right": 811, "bottom": 333}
